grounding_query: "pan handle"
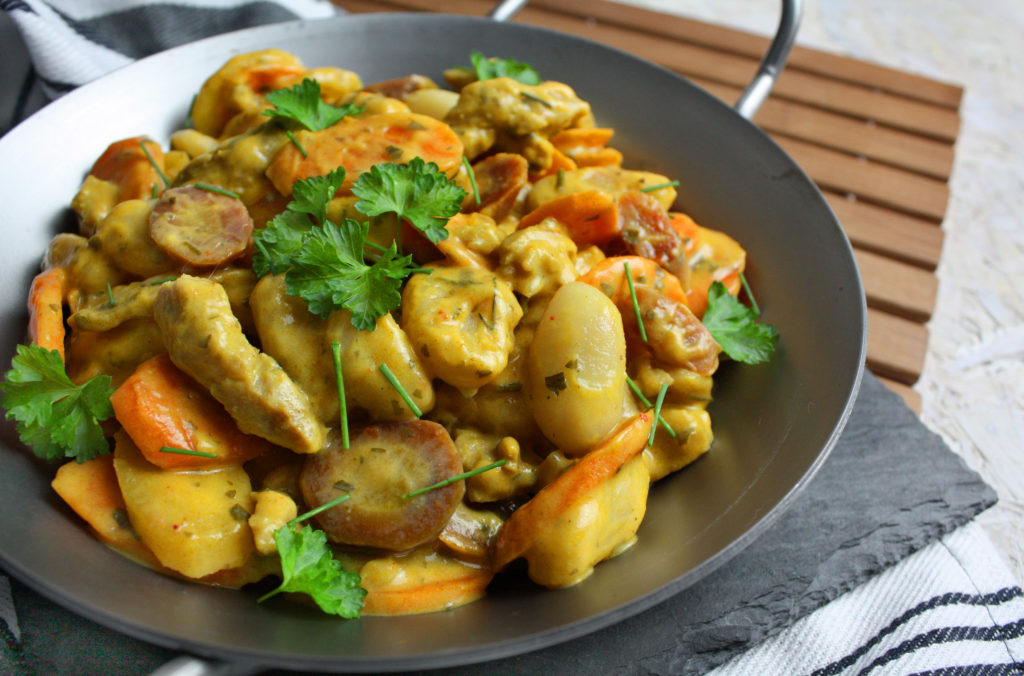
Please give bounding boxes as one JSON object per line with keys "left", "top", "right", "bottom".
{"left": 487, "top": 0, "right": 802, "bottom": 120}
{"left": 735, "top": 0, "right": 803, "bottom": 119}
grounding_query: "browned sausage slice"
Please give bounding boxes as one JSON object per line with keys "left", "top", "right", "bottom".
{"left": 149, "top": 186, "right": 253, "bottom": 267}
{"left": 300, "top": 421, "right": 464, "bottom": 551}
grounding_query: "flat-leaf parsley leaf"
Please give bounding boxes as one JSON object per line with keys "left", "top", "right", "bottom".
{"left": 702, "top": 282, "right": 778, "bottom": 364}
{"left": 258, "top": 522, "right": 365, "bottom": 618}
{"left": 352, "top": 157, "right": 466, "bottom": 244}
{"left": 286, "top": 218, "right": 420, "bottom": 329}
{"left": 1, "top": 344, "right": 114, "bottom": 462}
{"left": 469, "top": 50, "right": 541, "bottom": 85}
{"left": 263, "top": 78, "right": 362, "bottom": 132}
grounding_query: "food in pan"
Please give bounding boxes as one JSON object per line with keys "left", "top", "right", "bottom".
{"left": 2, "top": 49, "right": 776, "bottom": 617}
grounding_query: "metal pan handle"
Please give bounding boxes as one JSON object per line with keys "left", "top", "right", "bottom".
{"left": 488, "top": 0, "right": 803, "bottom": 119}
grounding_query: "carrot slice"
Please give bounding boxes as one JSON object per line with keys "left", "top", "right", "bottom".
{"left": 110, "top": 353, "right": 271, "bottom": 469}
{"left": 51, "top": 455, "right": 160, "bottom": 567}
{"left": 668, "top": 212, "right": 745, "bottom": 317}
{"left": 28, "top": 268, "right": 66, "bottom": 361}
{"left": 89, "top": 136, "right": 166, "bottom": 201}
{"left": 578, "top": 255, "right": 688, "bottom": 309}
{"left": 492, "top": 411, "right": 654, "bottom": 571}
{"left": 528, "top": 146, "right": 577, "bottom": 182}
{"left": 360, "top": 554, "right": 493, "bottom": 616}
{"left": 265, "top": 112, "right": 463, "bottom": 197}
{"left": 550, "top": 128, "right": 622, "bottom": 168}
{"left": 516, "top": 189, "right": 619, "bottom": 245}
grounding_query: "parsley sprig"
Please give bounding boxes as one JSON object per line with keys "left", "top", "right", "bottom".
{"left": 469, "top": 50, "right": 540, "bottom": 85}
{"left": 263, "top": 78, "right": 362, "bottom": 132}
{"left": 702, "top": 281, "right": 778, "bottom": 364}
{"left": 1, "top": 345, "right": 115, "bottom": 462}
{"left": 252, "top": 167, "right": 429, "bottom": 330}
{"left": 352, "top": 157, "right": 466, "bottom": 244}
{"left": 259, "top": 523, "right": 364, "bottom": 618}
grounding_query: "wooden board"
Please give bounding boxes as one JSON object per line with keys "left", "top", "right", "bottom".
{"left": 333, "top": 0, "right": 964, "bottom": 412}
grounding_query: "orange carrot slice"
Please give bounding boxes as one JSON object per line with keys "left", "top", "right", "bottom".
{"left": 516, "top": 189, "right": 619, "bottom": 245}
{"left": 89, "top": 136, "right": 166, "bottom": 201}
{"left": 28, "top": 268, "right": 66, "bottom": 361}
{"left": 528, "top": 146, "right": 577, "bottom": 182}
{"left": 578, "top": 255, "right": 688, "bottom": 309}
{"left": 360, "top": 556, "right": 493, "bottom": 616}
{"left": 110, "top": 353, "right": 270, "bottom": 469}
{"left": 492, "top": 411, "right": 654, "bottom": 571}
{"left": 265, "top": 112, "right": 463, "bottom": 197}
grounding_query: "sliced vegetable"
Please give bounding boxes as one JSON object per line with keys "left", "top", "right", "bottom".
{"left": 149, "top": 185, "right": 254, "bottom": 267}
{"left": 360, "top": 549, "right": 493, "bottom": 616}
{"left": 516, "top": 190, "right": 619, "bottom": 246}
{"left": 299, "top": 421, "right": 464, "bottom": 551}
{"left": 88, "top": 136, "right": 167, "bottom": 202}
{"left": 110, "top": 353, "right": 270, "bottom": 469}
{"left": 27, "top": 268, "right": 67, "bottom": 361}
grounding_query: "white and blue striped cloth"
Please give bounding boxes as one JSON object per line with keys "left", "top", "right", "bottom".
{"left": 2, "top": 2, "right": 1023, "bottom": 674}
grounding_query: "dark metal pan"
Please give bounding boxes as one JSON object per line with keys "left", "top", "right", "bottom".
{"left": 0, "top": 3, "right": 864, "bottom": 671}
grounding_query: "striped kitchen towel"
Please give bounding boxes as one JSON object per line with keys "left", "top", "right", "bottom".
{"left": 1, "top": 0, "right": 337, "bottom": 128}
{"left": 711, "top": 520, "right": 1024, "bottom": 675}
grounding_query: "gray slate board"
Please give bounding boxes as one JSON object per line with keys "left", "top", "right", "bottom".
{"left": 0, "top": 373, "right": 998, "bottom": 675}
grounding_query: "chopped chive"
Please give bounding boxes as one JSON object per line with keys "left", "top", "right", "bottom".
{"left": 403, "top": 459, "right": 507, "bottom": 499}
{"left": 194, "top": 183, "right": 240, "bottom": 200}
{"left": 379, "top": 363, "right": 421, "bottom": 417}
{"left": 147, "top": 276, "right": 178, "bottom": 286}
{"left": 106, "top": 282, "right": 116, "bottom": 307}
{"left": 139, "top": 141, "right": 170, "bottom": 187}
{"left": 640, "top": 180, "right": 679, "bottom": 193}
{"left": 521, "top": 91, "right": 553, "bottom": 107}
{"left": 477, "top": 312, "right": 495, "bottom": 330}
{"left": 151, "top": 183, "right": 159, "bottom": 199}
{"left": 648, "top": 383, "right": 669, "bottom": 448}
{"left": 739, "top": 271, "right": 760, "bottom": 317}
{"left": 556, "top": 167, "right": 566, "bottom": 189}
{"left": 285, "top": 129, "right": 307, "bottom": 158}
{"left": 462, "top": 156, "right": 481, "bottom": 205}
{"left": 290, "top": 493, "right": 351, "bottom": 525}
{"left": 159, "top": 446, "right": 217, "bottom": 458}
{"left": 331, "top": 341, "right": 349, "bottom": 450}
{"left": 623, "top": 260, "right": 647, "bottom": 342}
{"left": 625, "top": 376, "right": 677, "bottom": 438}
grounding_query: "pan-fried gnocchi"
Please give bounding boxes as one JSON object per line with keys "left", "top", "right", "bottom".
{"left": 14, "top": 48, "right": 772, "bottom": 617}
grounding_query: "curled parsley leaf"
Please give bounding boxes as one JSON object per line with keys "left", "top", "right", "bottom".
{"left": 702, "top": 281, "right": 778, "bottom": 364}
{"left": 258, "top": 523, "right": 365, "bottom": 618}
{"left": 286, "top": 219, "right": 420, "bottom": 329}
{"left": 469, "top": 50, "right": 541, "bottom": 85}
{"left": 1, "top": 344, "right": 114, "bottom": 462}
{"left": 351, "top": 157, "right": 466, "bottom": 244}
{"left": 263, "top": 78, "right": 362, "bottom": 132}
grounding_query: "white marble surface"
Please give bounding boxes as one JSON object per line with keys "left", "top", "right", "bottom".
{"left": 618, "top": 0, "right": 1024, "bottom": 583}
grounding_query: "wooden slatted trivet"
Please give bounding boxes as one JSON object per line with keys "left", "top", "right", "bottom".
{"left": 334, "top": 0, "right": 965, "bottom": 412}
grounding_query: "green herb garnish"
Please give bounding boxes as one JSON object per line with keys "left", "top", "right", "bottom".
{"left": 105, "top": 282, "right": 116, "bottom": 307}
{"left": 625, "top": 376, "right": 677, "bottom": 439}
{"left": 739, "top": 271, "right": 761, "bottom": 316}
{"left": 378, "top": 363, "right": 422, "bottom": 417}
{"left": 402, "top": 459, "right": 507, "bottom": 499}
{"left": 0, "top": 345, "right": 114, "bottom": 462}
{"left": 520, "top": 91, "right": 553, "bottom": 108}
{"left": 640, "top": 180, "right": 679, "bottom": 193}
{"left": 623, "top": 260, "right": 647, "bottom": 342}
{"left": 462, "top": 156, "right": 481, "bottom": 206}
{"left": 330, "top": 340, "right": 349, "bottom": 449}
{"left": 702, "top": 281, "right": 778, "bottom": 364}
{"left": 468, "top": 50, "right": 540, "bottom": 85}
{"left": 263, "top": 78, "right": 362, "bottom": 132}
{"left": 158, "top": 447, "right": 217, "bottom": 458}
{"left": 291, "top": 493, "right": 351, "bottom": 525}
{"left": 285, "top": 129, "right": 307, "bottom": 158}
{"left": 139, "top": 140, "right": 170, "bottom": 188}
{"left": 648, "top": 382, "right": 669, "bottom": 448}
{"left": 194, "top": 183, "right": 240, "bottom": 200}
{"left": 351, "top": 157, "right": 466, "bottom": 245}
{"left": 258, "top": 520, "right": 364, "bottom": 618}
